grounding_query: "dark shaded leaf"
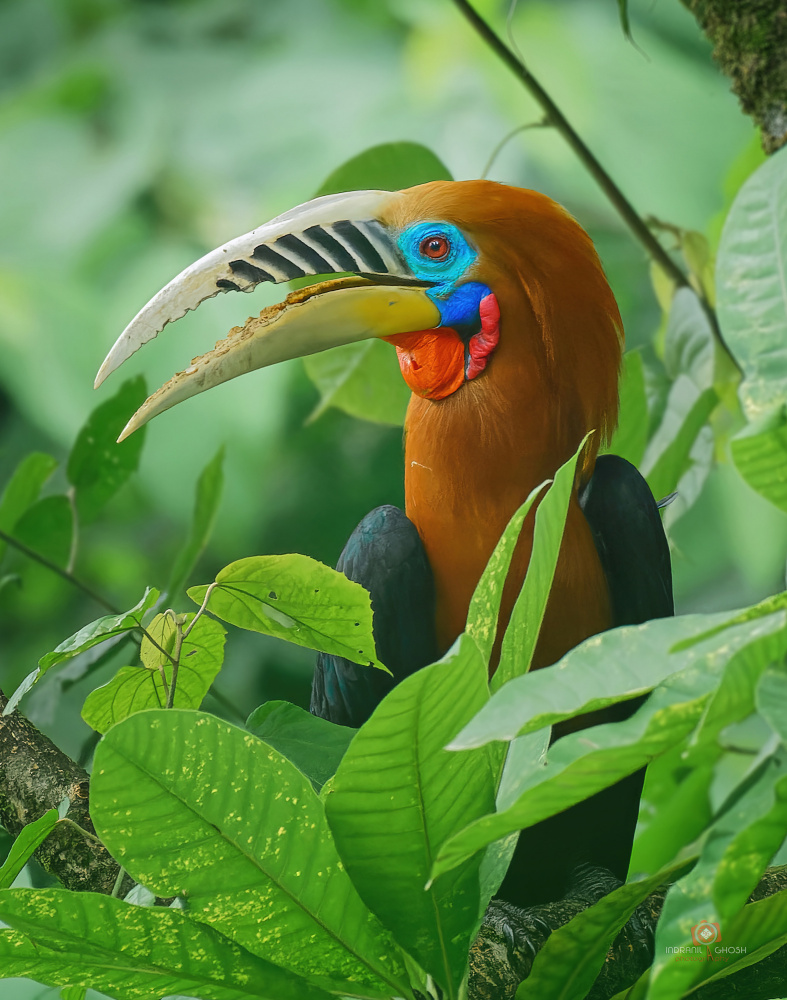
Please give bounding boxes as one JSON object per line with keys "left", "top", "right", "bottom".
{"left": 167, "top": 446, "right": 225, "bottom": 598}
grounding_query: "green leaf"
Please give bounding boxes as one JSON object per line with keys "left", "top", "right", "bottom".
{"left": 465, "top": 482, "right": 547, "bottom": 664}
{"left": 515, "top": 860, "right": 691, "bottom": 1000}
{"left": 716, "top": 146, "right": 787, "bottom": 420}
{"left": 303, "top": 339, "right": 411, "bottom": 426}
{"left": 493, "top": 435, "right": 588, "bottom": 691}
{"left": 602, "top": 350, "right": 648, "bottom": 467}
{"left": 81, "top": 612, "right": 225, "bottom": 732}
{"left": 0, "top": 888, "right": 333, "bottom": 1000}
{"left": 0, "top": 809, "right": 58, "bottom": 889}
{"left": 434, "top": 667, "right": 723, "bottom": 882}
{"left": 37, "top": 587, "right": 159, "bottom": 676}
{"left": 453, "top": 606, "right": 787, "bottom": 750}
{"left": 303, "top": 142, "right": 452, "bottom": 425}
{"left": 67, "top": 376, "right": 147, "bottom": 522}
{"left": 188, "top": 554, "right": 383, "bottom": 668}
{"left": 326, "top": 634, "right": 497, "bottom": 999}
{"left": 757, "top": 664, "right": 787, "bottom": 740}
{"left": 167, "top": 446, "right": 225, "bottom": 598}
{"left": 730, "top": 404, "right": 787, "bottom": 512}
{"left": 246, "top": 700, "right": 355, "bottom": 790}
{"left": 315, "top": 141, "right": 452, "bottom": 197}
{"left": 13, "top": 495, "right": 72, "bottom": 568}
{"left": 91, "top": 710, "right": 411, "bottom": 997}
{"left": 0, "top": 452, "right": 57, "bottom": 563}
{"left": 59, "top": 987, "right": 86, "bottom": 1000}
{"left": 663, "top": 287, "right": 715, "bottom": 391}
{"left": 616, "top": 0, "right": 632, "bottom": 40}
{"left": 641, "top": 375, "right": 717, "bottom": 501}
{"left": 648, "top": 750, "right": 787, "bottom": 999}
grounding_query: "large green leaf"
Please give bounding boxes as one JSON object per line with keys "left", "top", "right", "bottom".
{"left": 0, "top": 452, "right": 57, "bottom": 563}
{"left": 516, "top": 860, "right": 691, "bottom": 1000}
{"left": 663, "top": 287, "right": 715, "bottom": 391}
{"left": 648, "top": 749, "right": 787, "bottom": 1000}
{"left": 304, "top": 142, "right": 452, "bottom": 425}
{"left": 493, "top": 435, "right": 588, "bottom": 690}
{"left": 167, "top": 445, "right": 225, "bottom": 598}
{"left": 246, "top": 700, "right": 355, "bottom": 790}
{"left": 716, "top": 146, "right": 787, "bottom": 420}
{"left": 81, "top": 612, "right": 226, "bottom": 732}
{"left": 434, "top": 664, "right": 727, "bottom": 882}
{"left": 326, "top": 634, "right": 497, "bottom": 999}
{"left": 188, "top": 554, "right": 383, "bottom": 668}
{"left": 0, "top": 810, "right": 58, "bottom": 889}
{"left": 38, "top": 587, "right": 159, "bottom": 675}
{"left": 0, "top": 888, "right": 332, "bottom": 1000}
{"left": 13, "top": 494, "right": 72, "bottom": 568}
{"left": 465, "top": 483, "right": 547, "bottom": 665}
{"left": 91, "top": 710, "right": 411, "bottom": 998}
{"left": 67, "top": 376, "right": 148, "bottom": 522}
{"left": 452, "top": 607, "right": 787, "bottom": 750}
{"left": 730, "top": 404, "right": 787, "bottom": 512}
{"left": 602, "top": 350, "right": 648, "bottom": 467}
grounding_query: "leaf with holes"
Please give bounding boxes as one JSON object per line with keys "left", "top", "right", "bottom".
{"left": 188, "top": 554, "right": 383, "bottom": 668}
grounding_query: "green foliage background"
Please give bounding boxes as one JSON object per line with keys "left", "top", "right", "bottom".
{"left": 1, "top": 0, "right": 787, "bottom": 996}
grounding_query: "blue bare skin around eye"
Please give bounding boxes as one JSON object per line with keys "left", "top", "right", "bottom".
{"left": 397, "top": 222, "right": 491, "bottom": 329}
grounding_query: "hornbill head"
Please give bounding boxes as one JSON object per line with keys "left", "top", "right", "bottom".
{"left": 98, "top": 180, "right": 622, "bottom": 455}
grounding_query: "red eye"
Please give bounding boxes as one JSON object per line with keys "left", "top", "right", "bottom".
{"left": 420, "top": 235, "right": 450, "bottom": 260}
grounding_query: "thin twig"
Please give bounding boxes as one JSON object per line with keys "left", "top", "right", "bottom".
{"left": 0, "top": 528, "right": 118, "bottom": 613}
{"left": 451, "top": 0, "right": 741, "bottom": 371}
{"left": 481, "top": 120, "right": 548, "bottom": 179}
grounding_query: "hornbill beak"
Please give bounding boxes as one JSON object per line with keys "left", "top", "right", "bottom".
{"left": 95, "top": 189, "right": 441, "bottom": 441}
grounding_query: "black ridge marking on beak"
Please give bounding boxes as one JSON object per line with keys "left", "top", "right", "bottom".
{"left": 332, "top": 220, "right": 387, "bottom": 273}
{"left": 229, "top": 259, "right": 277, "bottom": 284}
{"left": 303, "top": 225, "right": 358, "bottom": 272}
{"left": 217, "top": 278, "right": 242, "bottom": 291}
{"left": 250, "top": 245, "right": 306, "bottom": 281}
{"left": 275, "top": 234, "right": 335, "bottom": 275}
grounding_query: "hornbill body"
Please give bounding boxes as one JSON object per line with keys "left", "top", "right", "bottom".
{"left": 99, "top": 180, "right": 673, "bottom": 910}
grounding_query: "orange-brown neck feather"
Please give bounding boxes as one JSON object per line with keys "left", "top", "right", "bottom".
{"left": 384, "top": 181, "right": 623, "bottom": 664}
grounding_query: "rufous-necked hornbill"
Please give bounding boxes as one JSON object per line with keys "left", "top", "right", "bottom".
{"left": 97, "top": 180, "right": 672, "bottom": 912}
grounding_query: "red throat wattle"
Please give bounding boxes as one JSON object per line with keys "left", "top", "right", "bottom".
{"left": 383, "top": 291, "right": 500, "bottom": 399}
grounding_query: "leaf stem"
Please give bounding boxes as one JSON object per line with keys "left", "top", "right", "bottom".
{"left": 0, "top": 528, "right": 118, "bottom": 613}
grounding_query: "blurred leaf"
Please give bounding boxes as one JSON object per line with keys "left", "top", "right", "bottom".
{"left": 516, "top": 859, "right": 690, "bottom": 1000}
{"left": 663, "top": 287, "right": 714, "bottom": 391}
{"left": 326, "top": 633, "right": 496, "bottom": 997}
{"left": 641, "top": 375, "right": 717, "bottom": 501}
{"left": 316, "top": 140, "right": 452, "bottom": 197}
{"left": 304, "top": 142, "right": 451, "bottom": 424}
{"left": 730, "top": 404, "right": 787, "bottom": 512}
{"left": 494, "top": 435, "right": 588, "bottom": 690}
{"left": 81, "top": 613, "right": 225, "bottom": 733}
{"left": 717, "top": 147, "right": 787, "bottom": 420}
{"left": 303, "top": 339, "right": 410, "bottom": 426}
{"left": 189, "top": 554, "right": 383, "bottom": 668}
{"left": 757, "top": 665, "right": 787, "bottom": 740}
{"left": 466, "top": 481, "right": 547, "bottom": 665}
{"left": 91, "top": 710, "right": 411, "bottom": 996}
{"left": 453, "top": 606, "right": 786, "bottom": 750}
{"left": 13, "top": 494, "right": 72, "bottom": 568}
{"left": 0, "top": 887, "right": 330, "bottom": 1000}
{"left": 0, "top": 452, "right": 57, "bottom": 563}
{"left": 0, "top": 809, "right": 57, "bottom": 889}
{"left": 603, "top": 350, "right": 648, "bottom": 467}
{"left": 616, "top": 0, "right": 631, "bottom": 41}
{"left": 681, "top": 230, "right": 716, "bottom": 308}
{"left": 167, "top": 445, "right": 225, "bottom": 599}
{"left": 38, "top": 587, "right": 159, "bottom": 675}
{"left": 246, "top": 700, "right": 355, "bottom": 790}
{"left": 67, "top": 376, "right": 147, "bottom": 522}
